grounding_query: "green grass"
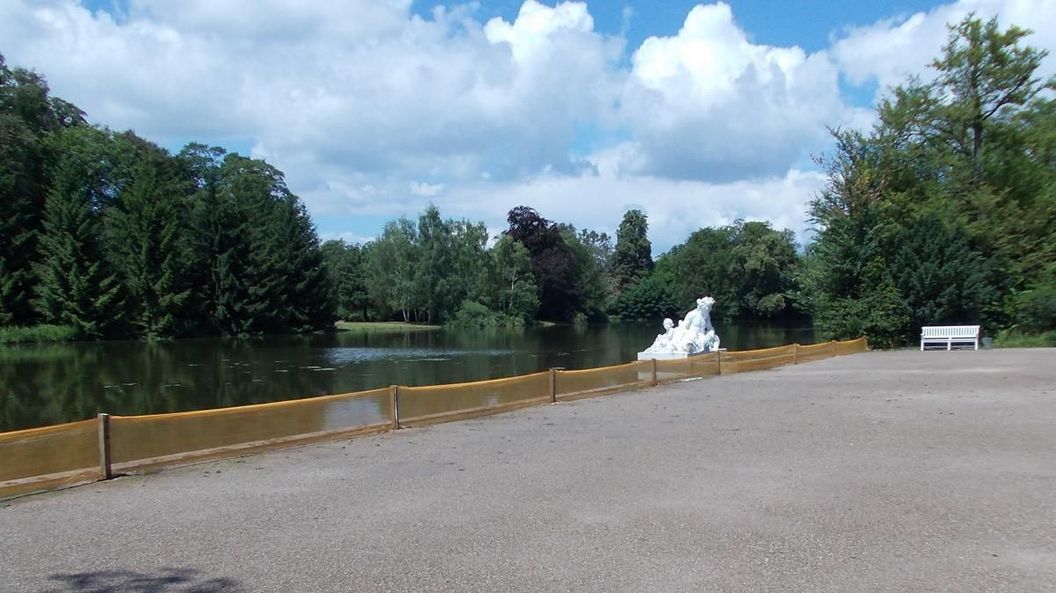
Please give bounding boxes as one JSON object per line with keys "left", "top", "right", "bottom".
{"left": 994, "top": 328, "right": 1056, "bottom": 348}
{"left": 334, "top": 321, "right": 441, "bottom": 333}
{"left": 0, "top": 325, "right": 80, "bottom": 344}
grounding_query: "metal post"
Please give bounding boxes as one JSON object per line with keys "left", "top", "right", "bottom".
{"left": 97, "top": 413, "right": 112, "bottom": 480}
{"left": 390, "top": 385, "right": 400, "bottom": 430}
{"left": 651, "top": 358, "right": 658, "bottom": 386}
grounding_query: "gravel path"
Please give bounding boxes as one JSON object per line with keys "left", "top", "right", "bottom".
{"left": 2, "top": 348, "right": 1055, "bottom": 593}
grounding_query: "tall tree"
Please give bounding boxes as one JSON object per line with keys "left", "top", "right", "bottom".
{"left": 414, "top": 205, "right": 453, "bottom": 324}
{"left": 505, "top": 206, "right": 583, "bottom": 321}
{"left": 178, "top": 142, "right": 227, "bottom": 333}
{"left": 448, "top": 219, "right": 491, "bottom": 310}
{"left": 321, "top": 240, "right": 369, "bottom": 321}
{"left": 930, "top": 16, "right": 1050, "bottom": 166}
{"left": 34, "top": 128, "right": 123, "bottom": 337}
{"left": 728, "top": 221, "right": 799, "bottom": 317}
{"left": 0, "top": 113, "right": 42, "bottom": 325}
{"left": 0, "top": 55, "right": 85, "bottom": 326}
{"left": 489, "top": 235, "right": 539, "bottom": 321}
{"left": 805, "top": 14, "right": 1055, "bottom": 345}
{"left": 366, "top": 218, "right": 418, "bottom": 322}
{"left": 654, "top": 225, "right": 738, "bottom": 317}
{"left": 265, "top": 194, "right": 333, "bottom": 332}
{"left": 613, "top": 209, "right": 653, "bottom": 292}
{"left": 105, "top": 142, "right": 192, "bottom": 337}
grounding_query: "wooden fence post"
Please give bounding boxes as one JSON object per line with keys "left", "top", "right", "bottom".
{"left": 792, "top": 343, "right": 799, "bottom": 365}
{"left": 549, "top": 368, "right": 558, "bottom": 403}
{"left": 390, "top": 385, "right": 400, "bottom": 430}
{"left": 831, "top": 340, "right": 837, "bottom": 357}
{"left": 651, "top": 358, "right": 658, "bottom": 386}
{"left": 97, "top": 413, "right": 112, "bottom": 480}
{"left": 716, "top": 350, "right": 723, "bottom": 375}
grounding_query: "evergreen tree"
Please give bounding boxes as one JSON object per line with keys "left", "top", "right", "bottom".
{"left": 891, "top": 216, "right": 1002, "bottom": 330}
{"left": 106, "top": 154, "right": 192, "bottom": 338}
{"left": 34, "top": 136, "right": 122, "bottom": 338}
{"left": 0, "top": 114, "right": 41, "bottom": 325}
{"left": 0, "top": 55, "right": 85, "bottom": 326}
{"left": 321, "top": 240, "right": 370, "bottom": 321}
{"left": 199, "top": 156, "right": 257, "bottom": 335}
{"left": 267, "top": 195, "right": 334, "bottom": 332}
{"left": 613, "top": 209, "right": 653, "bottom": 292}
{"left": 178, "top": 143, "right": 227, "bottom": 333}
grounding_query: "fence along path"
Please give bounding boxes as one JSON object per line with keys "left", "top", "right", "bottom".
{"left": 0, "top": 337, "right": 867, "bottom": 499}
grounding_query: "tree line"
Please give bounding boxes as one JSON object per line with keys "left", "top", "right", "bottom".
{"left": 3, "top": 13, "right": 1054, "bottom": 346}
{"left": 0, "top": 44, "right": 800, "bottom": 340}
{"left": 1, "top": 54, "right": 331, "bottom": 339}
{"left": 322, "top": 204, "right": 803, "bottom": 327}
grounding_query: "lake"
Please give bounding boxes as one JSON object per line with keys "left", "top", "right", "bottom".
{"left": 0, "top": 321, "right": 814, "bottom": 431}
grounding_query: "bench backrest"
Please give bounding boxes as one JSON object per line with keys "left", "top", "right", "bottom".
{"left": 921, "top": 325, "right": 980, "bottom": 338}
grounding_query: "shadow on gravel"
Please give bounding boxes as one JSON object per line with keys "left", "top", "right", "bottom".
{"left": 40, "top": 568, "right": 243, "bottom": 593}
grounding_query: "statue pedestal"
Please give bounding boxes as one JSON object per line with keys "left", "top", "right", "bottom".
{"left": 636, "top": 351, "right": 689, "bottom": 361}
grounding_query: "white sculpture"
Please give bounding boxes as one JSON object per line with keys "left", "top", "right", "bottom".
{"left": 644, "top": 317, "right": 677, "bottom": 353}
{"left": 639, "top": 296, "right": 721, "bottom": 359}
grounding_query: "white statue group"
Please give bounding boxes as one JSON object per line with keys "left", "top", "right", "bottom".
{"left": 641, "top": 296, "right": 721, "bottom": 357}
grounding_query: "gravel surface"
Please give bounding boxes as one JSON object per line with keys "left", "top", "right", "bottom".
{"left": 2, "top": 348, "right": 1055, "bottom": 593}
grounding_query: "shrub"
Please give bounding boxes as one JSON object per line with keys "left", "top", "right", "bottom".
{"left": 446, "top": 301, "right": 525, "bottom": 329}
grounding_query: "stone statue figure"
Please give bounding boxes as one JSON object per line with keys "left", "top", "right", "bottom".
{"left": 643, "top": 318, "right": 677, "bottom": 354}
{"left": 640, "top": 296, "right": 721, "bottom": 358}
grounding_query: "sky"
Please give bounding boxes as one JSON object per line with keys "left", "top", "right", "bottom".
{"left": 2, "top": 0, "right": 1055, "bottom": 253}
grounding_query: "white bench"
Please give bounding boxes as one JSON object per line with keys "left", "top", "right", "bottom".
{"left": 920, "top": 325, "right": 980, "bottom": 351}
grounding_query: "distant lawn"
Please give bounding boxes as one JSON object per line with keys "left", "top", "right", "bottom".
{"left": 0, "top": 325, "right": 80, "bottom": 344}
{"left": 335, "top": 321, "right": 441, "bottom": 333}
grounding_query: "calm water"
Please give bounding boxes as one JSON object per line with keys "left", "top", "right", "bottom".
{"left": 0, "top": 321, "right": 813, "bottom": 431}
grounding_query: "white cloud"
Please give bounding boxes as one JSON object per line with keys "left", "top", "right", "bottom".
{"left": 833, "top": 0, "right": 1056, "bottom": 93}
{"left": 1, "top": 0, "right": 619, "bottom": 182}
{"left": 615, "top": 2, "right": 861, "bottom": 182}
{"left": 1, "top": 0, "right": 1052, "bottom": 254}
{"left": 409, "top": 181, "right": 445, "bottom": 197}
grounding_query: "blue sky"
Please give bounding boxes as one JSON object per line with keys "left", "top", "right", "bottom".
{"left": 5, "top": 1, "right": 1055, "bottom": 252}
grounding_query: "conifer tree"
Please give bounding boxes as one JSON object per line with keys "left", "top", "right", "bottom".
{"left": 613, "top": 209, "right": 653, "bottom": 293}
{"left": 0, "top": 114, "right": 41, "bottom": 325}
{"left": 34, "top": 144, "right": 122, "bottom": 338}
{"left": 106, "top": 158, "right": 192, "bottom": 337}
{"left": 0, "top": 54, "right": 85, "bottom": 326}
{"left": 267, "top": 195, "right": 333, "bottom": 331}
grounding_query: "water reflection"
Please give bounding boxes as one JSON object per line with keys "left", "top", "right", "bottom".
{"left": 0, "top": 321, "right": 813, "bottom": 431}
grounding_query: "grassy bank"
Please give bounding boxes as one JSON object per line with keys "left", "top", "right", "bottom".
{"left": 994, "top": 328, "right": 1056, "bottom": 348}
{"left": 0, "top": 325, "right": 80, "bottom": 344}
{"left": 335, "top": 321, "right": 441, "bottom": 333}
